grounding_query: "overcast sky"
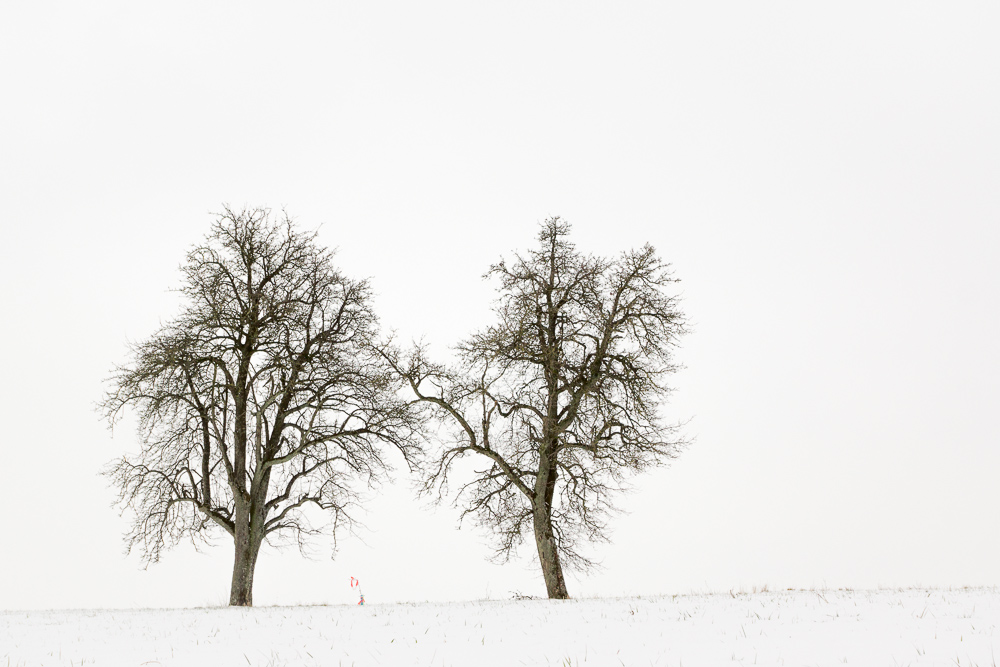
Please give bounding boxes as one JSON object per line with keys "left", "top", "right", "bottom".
{"left": 1, "top": 1, "right": 997, "bottom": 610}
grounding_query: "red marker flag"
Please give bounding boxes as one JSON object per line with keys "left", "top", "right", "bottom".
{"left": 350, "top": 576, "right": 365, "bottom": 605}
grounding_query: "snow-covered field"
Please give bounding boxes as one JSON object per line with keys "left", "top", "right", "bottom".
{"left": 2, "top": 588, "right": 997, "bottom": 666}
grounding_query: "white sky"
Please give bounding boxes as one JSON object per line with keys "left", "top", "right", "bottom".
{"left": 0, "top": 1, "right": 997, "bottom": 610}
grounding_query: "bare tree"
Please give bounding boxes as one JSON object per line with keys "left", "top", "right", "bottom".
{"left": 102, "top": 207, "right": 419, "bottom": 606}
{"left": 389, "top": 218, "right": 687, "bottom": 599}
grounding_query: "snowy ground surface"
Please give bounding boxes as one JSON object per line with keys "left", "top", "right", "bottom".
{"left": 2, "top": 588, "right": 997, "bottom": 666}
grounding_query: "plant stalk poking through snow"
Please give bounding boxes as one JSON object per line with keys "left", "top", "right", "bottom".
{"left": 102, "top": 207, "right": 420, "bottom": 606}
{"left": 387, "top": 218, "right": 687, "bottom": 599}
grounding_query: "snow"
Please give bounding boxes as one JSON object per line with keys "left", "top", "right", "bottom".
{"left": 2, "top": 588, "right": 997, "bottom": 666}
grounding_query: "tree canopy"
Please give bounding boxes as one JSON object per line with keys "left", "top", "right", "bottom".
{"left": 390, "top": 218, "right": 687, "bottom": 598}
{"left": 103, "top": 207, "right": 419, "bottom": 605}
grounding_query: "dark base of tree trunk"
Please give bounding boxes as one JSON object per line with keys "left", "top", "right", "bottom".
{"left": 544, "top": 580, "right": 570, "bottom": 599}
{"left": 229, "top": 537, "right": 259, "bottom": 606}
{"left": 534, "top": 510, "right": 570, "bottom": 599}
{"left": 230, "top": 589, "right": 253, "bottom": 606}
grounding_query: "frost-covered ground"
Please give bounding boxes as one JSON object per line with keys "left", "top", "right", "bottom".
{"left": 2, "top": 588, "right": 997, "bottom": 666}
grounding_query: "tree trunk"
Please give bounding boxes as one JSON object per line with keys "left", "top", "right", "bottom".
{"left": 229, "top": 514, "right": 261, "bottom": 606}
{"left": 533, "top": 506, "right": 569, "bottom": 599}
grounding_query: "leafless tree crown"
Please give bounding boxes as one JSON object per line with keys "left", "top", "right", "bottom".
{"left": 103, "top": 207, "right": 419, "bottom": 569}
{"left": 392, "top": 217, "right": 687, "bottom": 575}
